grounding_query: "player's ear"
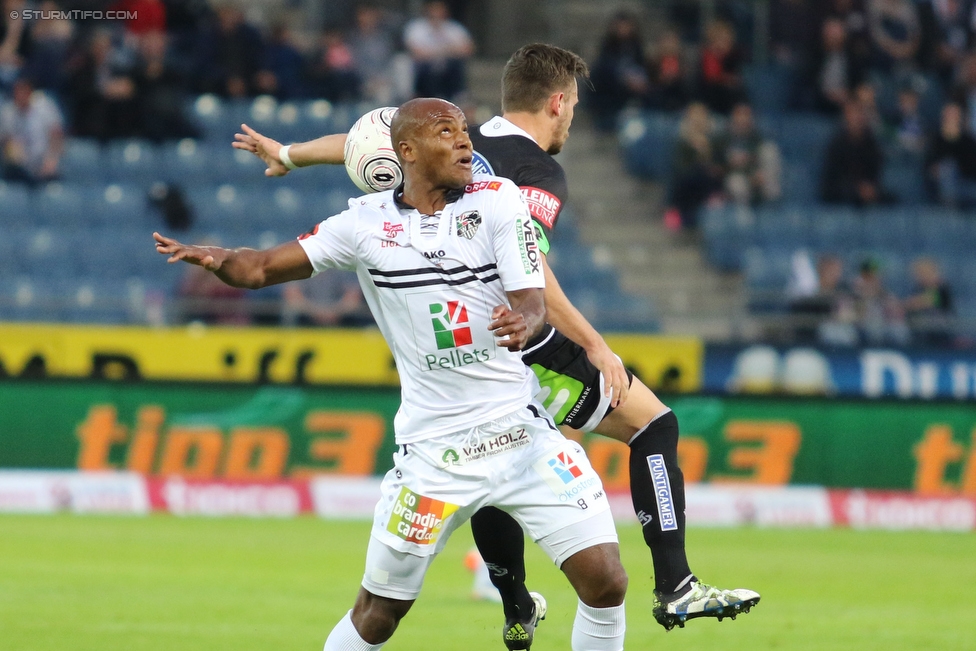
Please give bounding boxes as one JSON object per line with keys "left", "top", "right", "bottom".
{"left": 549, "top": 92, "right": 565, "bottom": 117}
{"left": 398, "top": 139, "right": 416, "bottom": 163}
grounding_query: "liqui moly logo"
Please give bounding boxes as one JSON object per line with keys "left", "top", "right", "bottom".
{"left": 647, "top": 454, "right": 678, "bottom": 531}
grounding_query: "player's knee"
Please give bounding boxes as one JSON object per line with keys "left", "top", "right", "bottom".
{"left": 583, "top": 562, "right": 628, "bottom": 608}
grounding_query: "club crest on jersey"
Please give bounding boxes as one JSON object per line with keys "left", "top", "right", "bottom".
{"left": 471, "top": 151, "right": 493, "bottom": 175}
{"left": 456, "top": 210, "right": 482, "bottom": 240}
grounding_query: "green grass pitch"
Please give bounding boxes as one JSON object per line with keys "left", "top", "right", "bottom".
{"left": 1, "top": 515, "right": 974, "bottom": 650}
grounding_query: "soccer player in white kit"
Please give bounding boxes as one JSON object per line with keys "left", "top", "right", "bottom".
{"left": 153, "top": 98, "right": 628, "bottom": 651}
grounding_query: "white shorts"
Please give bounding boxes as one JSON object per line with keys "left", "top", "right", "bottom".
{"left": 361, "top": 402, "right": 617, "bottom": 600}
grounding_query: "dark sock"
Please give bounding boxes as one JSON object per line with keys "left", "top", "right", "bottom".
{"left": 628, "top": 410, "right": 694, "bottom": 595}
{"left": 470, "top": 506, "right": 535, "bottom": 621}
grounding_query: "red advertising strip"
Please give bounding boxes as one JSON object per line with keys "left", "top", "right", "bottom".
{"left": 146, "top": 478, "right": 314, "bottom": 517}
{"left": 829, "top": 490, "right": 976, "bottom": 532}
{"left": 0, "top": 471, "right": 149, "bottom": 514}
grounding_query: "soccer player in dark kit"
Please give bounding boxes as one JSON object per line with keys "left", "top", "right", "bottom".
{"left": 234, "top": 43, "right": 759, "bottom": 650}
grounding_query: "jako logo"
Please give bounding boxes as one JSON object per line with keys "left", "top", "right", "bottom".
{"left": 548, "top": 451, "right": 583, "bottom": 484}
{"left": 430, "top": 301, "right": 472, "bottom": 349}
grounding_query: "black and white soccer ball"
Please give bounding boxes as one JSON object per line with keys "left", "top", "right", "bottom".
{"left": 343, "top": 107, "right": 402, "bottom": 193}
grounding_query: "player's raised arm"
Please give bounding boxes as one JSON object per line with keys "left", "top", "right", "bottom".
{"left": 233, "top": 124, "right": 347, "bottom": 175}
{"left": 154, "top": 232, "right": 313, "bottom": 289}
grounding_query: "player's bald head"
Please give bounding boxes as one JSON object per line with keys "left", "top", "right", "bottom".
{"left": 390, "top": 98, "right": 464, "bottom": 162}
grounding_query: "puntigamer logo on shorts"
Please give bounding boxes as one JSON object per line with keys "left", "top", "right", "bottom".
{"left": 388, "top": 486, "right": 459, "bottom": 545}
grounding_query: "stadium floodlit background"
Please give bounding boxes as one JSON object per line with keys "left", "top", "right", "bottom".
{"left": 1, "top": 0, "right": 975, "bottom": 649}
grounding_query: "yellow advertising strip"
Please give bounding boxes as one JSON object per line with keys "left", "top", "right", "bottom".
{"left": 0, "top": 324, "right": 702, "bottom": 390}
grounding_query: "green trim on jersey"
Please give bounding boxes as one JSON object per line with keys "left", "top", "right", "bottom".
{"left": 530, "top": 363, "right": 584, "bottom": 424}
{"left": 533, "top": 221, "right": 551, "bottom": 256}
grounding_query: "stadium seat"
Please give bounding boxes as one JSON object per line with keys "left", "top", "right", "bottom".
{"left": 0, "top": 181, "right": 30, "bottom": 220}
{"left": 104, "top": 140, "right": 165, "bottom": 185}
{"left": 862, "top": 207, "right": 916, "bottom": 254}
{"left": 88, "top": 184, "right": 150, "bottom": 228}
{"left": 31, "top": 183, "right": 92, "bottom": 228}
{"left": 883, "top": 161, "right": 926, "bottom": 205}
{"left": 745, "top": 65, "right": 794, "bottom": 115}
{"left": 810, "top": 206, "right": 861, "bottom": 253}
{"left": 59, "top": 138, "right": 103, "bottom": 183}
{"left": 777, "top": 114, "right": 834, "bottom": 165}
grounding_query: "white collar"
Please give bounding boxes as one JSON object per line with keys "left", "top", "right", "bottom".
{"left": 479, "top": 116, "right": 538, "bottom": 145}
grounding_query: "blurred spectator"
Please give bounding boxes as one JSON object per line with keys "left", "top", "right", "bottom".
{"left": 813, "top": 17, "right": 866, "bottom": 114}
{"left": 194, "top": 4, "right": 266, "bottom": 98}
{"left": 307, "top": 28, "right": 362, "bottom": 103}
{"left": 134, "top": 30, "right": 199, "bottom": 142}
{"left": 867, "top": 0, "right": 921, "bottom": 73}
{"left": 712, "top": 101, "right": 782, "bottom": 205}
{"left": 789, "top": 253, "right": 858, "bottom": 346}
{"left": 111, "top": 0, "right": 167, "bottom": 38}
{"left": 257, "top": 24, "right": 305, "bottom": 100}
{"left": 0, "top": 75, "right": 63, "bottom": 184}
{"left": 698, "top": 20, "right": 746, "bottom": 115}
{"left": 854, "top": 80, "right": 883, "bottom": 133}
{"left": 904, "top": 257, "right": 954, "bottom": 347}
{"left": 853, "top": 258, "right": 909, "bottom": 345}
{"left": 951, "top": 52, "right": 976, "bottom": 134}
{"left": 770, "top": 0, "right": 821, "bottom": 67}
{"left": 0, "top": 0, "right": 30, "bottom": 88}
{"left": 887, "top": 84, "right": 927, "bottom": 155}
{"left": 821, "top": 100, "right": 890, "bottom": 205}
{"left": 665, "top": 102, "right": 723, "bottom": 230}
{"left": 281, "top": 270, "right": 372, "bottom": 328}
{"left": 820, "top": 0, "right": 872, "bottom": 62}
{"left": 403, "top": 0, "right": 473, "bottom": 101}
{"left": 67, "top": 29, "right": 139, "bottom": 140}
{"left": 348, "top": 3, "right": 400, "bottom": 105}
{"left": 590, "top": 11, "right": 649, "bottom": 131}
{"left": 917, "top": 0, "right": 971, "bottom": 81}
{"left": 925, "top": 102, "right": 976, "bottom": 208}
{"left": 645, "top": 29, "right": 689, "bottom": 112}
{"left": 20, "top": 1, "right": 73, "bottom": 94}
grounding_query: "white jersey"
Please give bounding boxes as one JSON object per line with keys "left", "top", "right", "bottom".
{"left": 298, "top": 174, "right": 545, "bottom": 444}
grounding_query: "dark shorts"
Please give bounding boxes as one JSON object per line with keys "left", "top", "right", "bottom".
{"left": 521, "top": 324, "right": 634, "bottom": 430}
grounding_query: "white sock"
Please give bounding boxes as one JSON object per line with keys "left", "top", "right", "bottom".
{"left": 571, "top": 600, "right": 626, "bottom": 651}
{"left": 323, "top": 611, "right": 385, "bottom": 651}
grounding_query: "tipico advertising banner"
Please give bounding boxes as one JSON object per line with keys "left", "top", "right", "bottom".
{"left": 1, "top": 381, "right": 975, "bottom": 497}
{"left": 704, "top": 343, "right": 976, "bottom": 400}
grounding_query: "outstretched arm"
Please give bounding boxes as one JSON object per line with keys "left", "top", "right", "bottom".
{"left": 232, "top": 124, "right": 347, "bottom": 176}
{"left": 490, "top": 288, "right": 546, "bottom": 352}
{"left": 541, "top": 254, "right": 630, "bottom": 407}
{"left": 154, "top": 232, "right": 314, "bottom": 289}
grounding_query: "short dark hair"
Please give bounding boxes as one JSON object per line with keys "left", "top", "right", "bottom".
{"left": 501, "top": 43, "right": 589, "bottom": 113}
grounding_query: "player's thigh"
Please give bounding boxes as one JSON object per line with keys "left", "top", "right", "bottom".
{"left": 560, "top": 540, "right": 628, "bottom": 607}
{"left": 591, "top": 376, "right": 669, "bottom": 443}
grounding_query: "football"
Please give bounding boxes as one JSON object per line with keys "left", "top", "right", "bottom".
{"left": 343, "top": 107, "right": 402, "bottom": 194}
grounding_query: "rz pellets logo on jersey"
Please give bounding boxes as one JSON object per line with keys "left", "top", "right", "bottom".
{"left": 516, "top": 218, "right": 540, "bottom": 275}
{"left": 388, "top": 486, "right": 459, "bottom": 545}
{"left": 430, "top": 301, "right": 472, "bottom": 349}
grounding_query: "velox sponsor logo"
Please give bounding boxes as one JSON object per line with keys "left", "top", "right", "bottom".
{"left": 516, "top": 218, "right": 540, "bottom": 275}
{"left": 471, "top": 151, "right": 494, "bottom": 176}
{"left": 520, "top": 186, "right": 561, "bottom": 229}
{"left": 155, "top": 479, "right": 306, "bottom": 517}
{"left": 387, "top": 486, "right": 459, "bottom": 545}
{"left": 382, "top": 221, "right": 404, "bottom": 239}
{"left": 456, "top": 210, "right": 482, "bottom": 239}
{"left": 430, "top": 300, "right": 472, "bottom": 349}
{"left": 647, "top": 454, "right": 678, "bottom": 531}
{"left": 445, "top": 428, "right": 531, "bottom": 466}
{"left": 465, "top": 180, "right": 503, "bottom": 194}
{"left": 534, "top": 448, "right": 600, "bottom": 503}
